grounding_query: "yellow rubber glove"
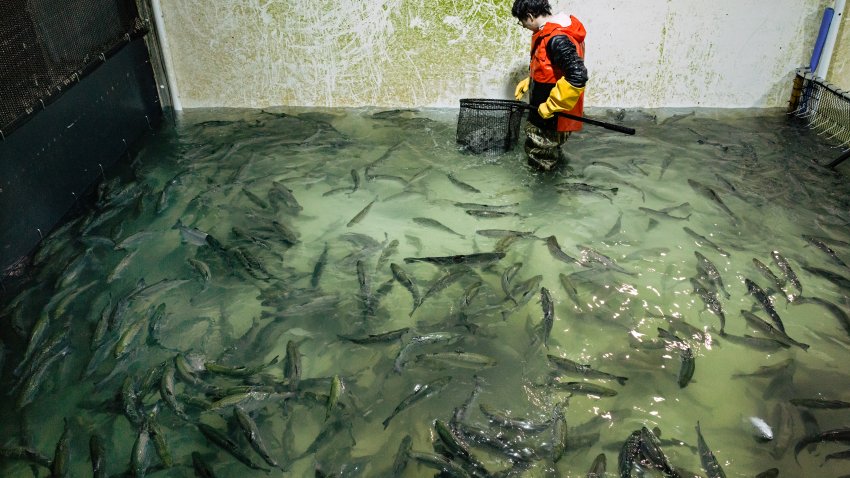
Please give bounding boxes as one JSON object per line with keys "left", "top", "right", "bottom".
{"left": 514, "top": 77, "right": 530, "bottom": 100}
{"left": 538, "top": 78, "right": 585, "bottom": 119}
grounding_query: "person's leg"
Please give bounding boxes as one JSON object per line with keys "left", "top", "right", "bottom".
{"left": 523, "top": 123, "right": 571, "bottom": 171}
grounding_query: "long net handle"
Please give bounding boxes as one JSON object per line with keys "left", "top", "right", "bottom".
{"left": 517, "top": 103, "right": 635, "bottom": 135}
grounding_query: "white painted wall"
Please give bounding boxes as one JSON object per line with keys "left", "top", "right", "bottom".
{"left": 157, "top": 0, "right": 833, "bottom": 109}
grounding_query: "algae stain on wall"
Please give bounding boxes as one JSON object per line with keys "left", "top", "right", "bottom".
{"left": 160, "top": 0, "right": 831, "bottom": 109}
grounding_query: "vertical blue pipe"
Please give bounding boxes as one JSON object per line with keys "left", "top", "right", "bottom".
{"left": 810, "top": 8, "right": 834, "bottom": 72}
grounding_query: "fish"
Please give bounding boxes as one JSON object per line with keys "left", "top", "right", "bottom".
{"left": 393, "top": 332, "right": 461, "bottom": 373}
{"left": 696, "top": 421, "right": 727, "bottom": 478}
{"left": 339, "top": 327, "right": 409, "bottom": 344}
{"left": 801, "top": 265, "right": 850, "bottom": 290}
{"left": 311, "top": 242, "right": 329, "bottom": 288}
{"left": 409, "top": 451, "right": 471, "bottom": 478}
{"left": 678, "top": 345, "right": 695, "bottom": 388}
{"left": 604, "top": 212, "right": 623, "bottom": 238}
{"left": 284, "top": 340, "right": 301, "bottom": 386}
{"left": 640, "top": 427, "right": 678, "bottom": 475}
{"left": 0, "top": 445, "right": 52, "bottom": 469}
{"left": 539, "top": 287, "right": 555, "bottom": 348}
{"left": 740, "top": 310, "right": 808, "bottom": 351}
{"left": 192, "top": 452, "right": 218, "bottom": 478}
{"left": 688, "top": 179, "right": 738, "bottom": 223}
{"left": 391, "top": 435, "right": 413, "bottom": 475}
{"left": 547, "top": 355, "right": 628, "bottom": 385}
{"left": 586, "top": 452, "right": 607, "bottom": 477}
{"left": 130, "top": 426, "right": 150, "bottom": 478}
{"left": 326, "top": 375, "right": 342, "bottom": 420}
{"left": 434, "top": 419, "right": 472, "bottom": 462}
{"left": 418, "top": 268, "right": 468, "bottom": 312}
{"left": 346, "top": 198, "right": 377, "bottom": 227}
{"left": 350, "top": 169, "right": 360, "bottom": 192}
{"left": 551, "top": 402, "right": 568, "bottom": 462}
{"left": 577, "top": 245, "right": 634, "bottom": 275}
{"left": 50, "top": 418, "right": 71, "bottom": 478}
{"left": 745, "top": 279, "right": 785, "bottom": 333}
{"left": 618, "top": 430, "right": 642, "bottom": 477}
{"left": 501, "top": 262, "right": 523, "bottom": 303}
{"left": 376, "top": 239, "right": 399, "bottom": 271}
{"left": 160, "top": 361, "right": 190, "bottom": 421}
{"left": 234, "top": 407, "right": 281, "bottom": 469}
{"left": 478, "top": 403, "right": 553, "bottom": 433}
{"left": 390, "top": 263, "right": 421, "bottom": 313}
{"left": 382, "top": 376, "right": 451, "bottom": 428}
{"left": 755, "top": 469, "right": 779, "bottom": 478}
{"left": 545, "top": 235, "right": 581, "bottom": 265}
{"left": 556, "top": 182, "right": 618, "bottom": 203}
{"left": 404, "top": 252, "right": 505, "bottom": 266}
{"left": 695, "top": 251, "right": 730, "bottom": 299}
{"left": 269, "top": 181, "right": 302, "bottom": 212}
{"left": 446, "top": 173, "right": 481, "bottom": 193}
{"left": 659, "top": 155, "right": 674, "bottom": 179}
{"left": 206, "top": 355, "right": 280, "bottom": 377}
{"left": 465, "top": 209, "right": 522, "bottom": 218}
{"left": 747, "top": 416, "right": 774, "bottom": 442}
{"left": 684, "top": 227, "right": 730, "bottom": 257}
{"left": 415, "top": 351, "right": 497, "bottom": 369}
{"left": 197, "top": 423, "right": 271, "bottom": 472}
{"left": 90, "top": 434, "right": 107, "bottom": 478}
{"left": 803, "top": 234, "right": 848, "bottom": 268}
{"left": 454, "top": 201, "right": 519, "bottom": 210}
{"left": 17, "top": 345, "right": 70, "bottom": 409}
{"left": 241, "top": 187, "right": 269, "bottom": 209}
{"left": 771, "top": 250, "right": 802, "bottom": 296}
{"left": 691, "top": 277, "right": 726, "bottom": 335}
{"left": 790, "top": 398, "right": 850, "bottom": 409}
{"left": 188, "top": 258, "right": 212, "bottom": 283}
{"left": 413, "top": 217, "right": 465, "bottom": 238}
{"left": 549, "top": 380, "right": 618, "bottom": 397}
{"left": 475, "top": 229, "right": 538, "bottom": 239}
{"left": 794, "top": 428, "right": 850, "bottom": 461}
{"left": 271, "top": 221, "right": 298, "bottom": 244}
{"left": 559, "top": 273, "right": 582, "bottom": 310}
{"left": 639, "top": 206, "right": 691, "bottom": 221}
{"left": 752, "top": 258, "right": 785, "bottom": 297}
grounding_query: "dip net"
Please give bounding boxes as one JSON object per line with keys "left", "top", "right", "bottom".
{"left": 788, "top": 68, "right": 850, "bottom": 167}
{"left": 456, "top": 98, "right": 527, "bottom": 155}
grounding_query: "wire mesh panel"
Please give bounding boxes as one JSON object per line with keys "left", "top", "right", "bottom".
{"left": 788, "top": 68, "right": 850, "bottom": 149}
{"left": 0, "top": 0, "right": 144, "bottom": 136}
{"left": 456, "top": 98, "right": 527, "bottom": 155}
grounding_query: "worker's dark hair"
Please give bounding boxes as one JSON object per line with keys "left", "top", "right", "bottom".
{"left": 511, "top": 0, "right": 552, "bottom": 19}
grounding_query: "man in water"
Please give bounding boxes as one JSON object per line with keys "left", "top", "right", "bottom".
{"left": 512, "top": 0, "right": 588, "bottom": 171}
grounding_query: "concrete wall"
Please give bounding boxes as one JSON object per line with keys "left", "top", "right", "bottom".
{"left": 830, "top": 2, "right": 850, "bottom": 89}
{"left": 158, "top": 0, "right": 835, "bottom": 109}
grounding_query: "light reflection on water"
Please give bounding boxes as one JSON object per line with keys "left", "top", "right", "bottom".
{"left": 0, "top": 107, "right": 848, "bottom": 477}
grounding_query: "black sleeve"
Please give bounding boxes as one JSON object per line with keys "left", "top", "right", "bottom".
{"left": 546, "top": 35, "right": 587, "bottom": 88}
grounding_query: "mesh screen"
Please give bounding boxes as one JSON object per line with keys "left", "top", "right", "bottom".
{"left": 788, "top": 68, "right": 850, "bottom": 149}
{"left": 456, "top": 98, "right": 527, "bottom": 155}
{"left": 0, "top": 0, "right": 143, "bottom": 135}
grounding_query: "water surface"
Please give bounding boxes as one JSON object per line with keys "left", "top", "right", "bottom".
{"left": 1, "top": 107, "right": 849, "bottom": 477}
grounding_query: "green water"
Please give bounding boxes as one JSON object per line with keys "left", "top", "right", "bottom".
{"left": 1, "top": 107, "right": 849, "bottom": 477}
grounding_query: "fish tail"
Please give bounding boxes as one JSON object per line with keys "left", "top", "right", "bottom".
{"left": 685, "top": 214, "right": 692, "bottom": 221}
{"left": 171, "top": 219, "right": 183, "bottom": 230}
{"left": 617, "top": 376, "right": 628, "bottom": 386}
{"left": 611, "top": 188, "right": 619, "bottom": 195}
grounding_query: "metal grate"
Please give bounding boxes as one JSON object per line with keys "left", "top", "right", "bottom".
{"left": 0, "top": 0, "right": 144, "bottom": 136}
{"left": 456, "top": 98, "right": 527, "bottom": 155}
{"left": 788, "top": 68, "right": 850, "bottom": 150}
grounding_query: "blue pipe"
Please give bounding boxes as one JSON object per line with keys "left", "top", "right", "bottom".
{"left": 810, "top": 8, "right": 834, "bottom": 72}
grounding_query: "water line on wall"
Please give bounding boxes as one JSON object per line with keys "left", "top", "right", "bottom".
{"left": 814, "top": 0, "right": 846, "bottom": 80}
{"left": 151, "top": 0, "right": 183, "bottom": 111}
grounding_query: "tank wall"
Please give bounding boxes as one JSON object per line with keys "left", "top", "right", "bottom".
{"left": 158, "top": 0, "right": 832, "bottom": 109}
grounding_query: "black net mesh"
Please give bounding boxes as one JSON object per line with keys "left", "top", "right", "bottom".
{"left": 788, "top": 68, "right": 850, "bottom": 149}
{"left": 456, "top": 98, "right": 527, "bottom": 155}
{"left": 0, "top": 0, "right": 143, "bottom": 134}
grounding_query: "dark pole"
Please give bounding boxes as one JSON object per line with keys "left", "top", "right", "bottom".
{"left": 826, "top": 148, "right": 850, "bottom": 169}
